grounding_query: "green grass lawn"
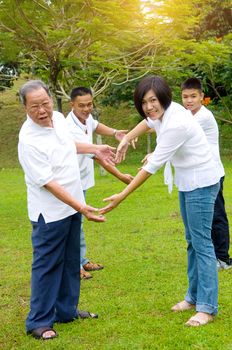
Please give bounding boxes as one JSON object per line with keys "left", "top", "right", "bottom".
{"left": 0, "top": 161, "right": 232, "bottom": 350}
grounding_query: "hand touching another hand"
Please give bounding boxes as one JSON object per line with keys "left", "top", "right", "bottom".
{"left": 115, "top": 130, "right": 138, "bottom": 149}
{"left": 114, "top": 129, "right": 128, "bottom": 142}
{"left": 80, "top": 204, "right": 106, "bottom": 222}
{"left": 99, "top": 193, "right": 123, "bottom": 215}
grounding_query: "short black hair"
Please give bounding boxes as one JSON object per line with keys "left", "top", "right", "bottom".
{"left": 181, "top": 78, "right": 202, "bottom": 92}
{"left": 134, "top": 75, "right": 172, "bottom": 119}
{"left": 70, "top": 87, "right": 92, "bottom": 101}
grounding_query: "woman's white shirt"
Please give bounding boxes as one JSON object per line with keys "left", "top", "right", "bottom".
{"left": 66, "top": 111, "right": 98, "bottom": 190}
{"left": 143, "top": 102, "right": 221, "bottom": 191}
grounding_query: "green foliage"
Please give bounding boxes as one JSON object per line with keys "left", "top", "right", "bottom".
{"left": 0, "top": 0, "right": 232, "bottom": 120}
{"left": 0, "top": 0, "right": 148, "bottom": 99}
{"left": 195, "top": 0, "right": 232, "bottom": 38}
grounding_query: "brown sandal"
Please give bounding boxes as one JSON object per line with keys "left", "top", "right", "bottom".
{"left": 80, "top": 268, "right": 92, "bottom": 280}
{"left": 83, "top": 262, "right": 104, "bottom": 271}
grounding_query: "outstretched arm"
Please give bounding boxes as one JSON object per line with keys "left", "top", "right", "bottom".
{"left": 44, "top": 180, "right": 105, "bottom": 222}
{"left": 95, "top": 123, "right": 128, "bottom": 142}
{"left": 75, "top": 142, "right": 116, "bottom": 166}
{"left": 99, "top": 168, "right": 151, "bottom": 214}
{"left": 95, "top": 158, "right": 134, "bottom": 184}
{"left": 116, "top": 120, "right": 150, "bottom": 163}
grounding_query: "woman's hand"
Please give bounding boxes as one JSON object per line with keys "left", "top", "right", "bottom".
{"left": 130, "top": 137, "right": 138, "bottom": 149}
{"left": 115, "top": 136, "right": 138, "bottom": 163}
{"left": 115, "top": 137, "right": 129, "bottom": 163}
{"left": 137, "top": 153, "right": 152, "bottom": 171}
{"left": 114, "top": 129, "right": 128, "bottom": 142}
{"left": 99, "top": 193, "right": 123, "bottom": 214}
{"left": 141, "top": 152, "right": 152, "bottom": 166}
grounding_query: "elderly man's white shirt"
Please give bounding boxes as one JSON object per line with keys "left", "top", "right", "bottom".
{"left": 18, "top": 111, "right": 85, "bottom": 223}
{"left": 66, "top": 111, "right": 98, "bottom": 190}
{"left": 144, "top": 102, "right": 221, "bottom": 191}
{"left": 194, "top": 105, "right": 224, "bottom": 177}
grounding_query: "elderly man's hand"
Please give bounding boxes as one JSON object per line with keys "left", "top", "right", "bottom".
{"left": 80, "top": 204, "right": 106, "bottom": 222}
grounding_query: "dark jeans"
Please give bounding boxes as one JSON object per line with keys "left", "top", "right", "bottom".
{"left": 211, "top": 176, "right": 230, "bottom": 263}
{"left": 26, "top": 212, "right": 81, "bottom": 332}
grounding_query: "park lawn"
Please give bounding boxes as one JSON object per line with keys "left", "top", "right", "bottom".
{"left": 0, "top": 161, "right": 232, "bottom": 350}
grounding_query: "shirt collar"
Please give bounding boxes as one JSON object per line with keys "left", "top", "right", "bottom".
{"left": 71, "top": 110, "right": 88, "bottom": 133}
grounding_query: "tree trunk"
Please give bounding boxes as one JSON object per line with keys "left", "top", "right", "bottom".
{"left": 96, "top": 134, "right": 107, "bottom": 176}
{"left": 93, "top": 107, "right": 106, "bottom": 176}
{"left": 56, "top": 96, "right": 62, "bottom": 113}
{"left": 147, "top": 133, "right": 152, "bottom": 154}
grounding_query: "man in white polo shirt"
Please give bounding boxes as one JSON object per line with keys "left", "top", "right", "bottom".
{"left": 18, "top": 80, "right": 115, "bottom": 340}
{"left": 66, "top": 86, "right": 134, "bottom": 279}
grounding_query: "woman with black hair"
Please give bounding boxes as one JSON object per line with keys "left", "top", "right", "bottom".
{"left": 100, "top": 75, "right": 221, "bottom": 327}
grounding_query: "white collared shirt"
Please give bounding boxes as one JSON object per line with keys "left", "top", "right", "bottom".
{"left": 143, "top": 102, "right": 221, "bottom": 191}
{"left": 18, "top": 111, "right": 85, "bottom": 223}
{"left": 66, "top": 111, "right": 98, "bottom": 190}
{"left": 194, "top": 105, "right": 224, "bottom": 177}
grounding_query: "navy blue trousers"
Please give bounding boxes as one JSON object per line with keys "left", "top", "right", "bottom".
{"left": 211, "top": 176, "right": 230, "bottom": 263}
{"left": 26, "top": 212, "right": 81, "bottom": 332}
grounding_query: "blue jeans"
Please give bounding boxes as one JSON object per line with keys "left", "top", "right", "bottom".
{"left": 80, "top": 190, "right": 89, "bottom": 268}
{"left": 179, "top": 182, "right": 220, "bottom": 315}
{"left": 26, "top": 212, "right": 81, "bottom": 332}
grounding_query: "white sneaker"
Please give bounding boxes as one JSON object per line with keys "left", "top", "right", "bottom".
{"left": 217, "top": 259, "right": 232, "bottom": 271}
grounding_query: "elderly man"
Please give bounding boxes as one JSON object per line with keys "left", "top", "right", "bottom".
{"left": 18, "top": 80, "right": 115, "bottom": 340}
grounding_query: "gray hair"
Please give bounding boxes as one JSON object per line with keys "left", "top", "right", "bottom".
{"left": 19, "top": 80, "right": 52, "bottom": 105}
